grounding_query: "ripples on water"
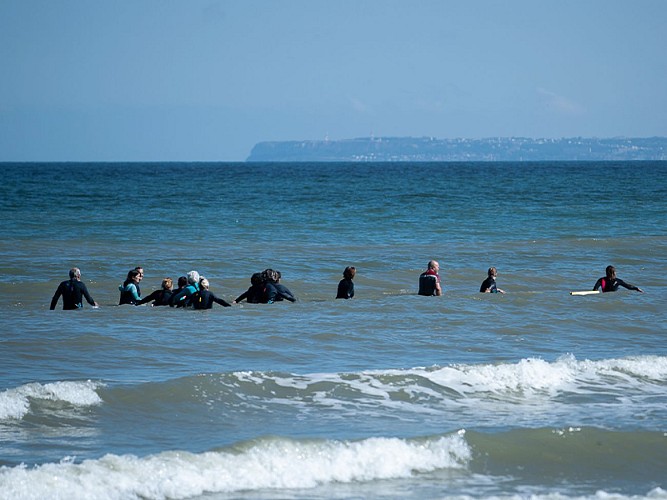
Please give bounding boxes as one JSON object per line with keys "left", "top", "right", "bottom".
{"left": 1, "top": 162, "right": 666, "bottom": 499}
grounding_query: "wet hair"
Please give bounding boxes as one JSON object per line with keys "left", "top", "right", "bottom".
{"left": 177, "top": 276, "right": 188, "bottom": 288}
{"left": 488, "top": 267, "right": 497, "bottom": 277}
{"left": 605, "top": 265, "right": 616, "bottom": 280}
{"left": 161, "top": 277, "right": 173, "bottom": 290}
{"left": 200, "top": 277, "right": 209, "bottom": 289}
{"left": 186, "top": 270, "right": 200, "bottom": 285}
{"left": 124, "top": 269, "right": 141, "bottom": 285}
{"left": 428, "top": 260, "right": 438, "bottom": 270}
{"left": 343, "top": 266, "right": 356, "bottom": 280}
{"left": 69, "top": 268, "right": 81, "bottom": 279}
{"left": 262, "top": 268, "right": 278, "bottom": 283}
{"left": 250, "top": 272, "right": 263, "bottom": 285}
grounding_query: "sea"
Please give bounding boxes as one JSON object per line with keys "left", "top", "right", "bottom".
{"left": 0, "top": 161, "right": 666, "bottom": 500}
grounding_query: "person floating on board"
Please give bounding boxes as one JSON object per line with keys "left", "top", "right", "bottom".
{"left": 480, "top": 267, "right": 505, "bottom": 294}
{"left": 138, "top": 277, "right": 174, "bottom": 306}
{"left": 336, "top": 266, "right": 356, "bottom": 299}
{"left": 50, "top": 267, "right": 98, "bottom": 310}
{"left": 119, "top": 269, "right": 142, "bottom": 305}
{"left": 593, "top": 265, "right": 643, "bottom": 293}
{"left": 418, "top": 260, "right": 442, "bottom": 296}
{"left": 191, "top": 277, "right": 232, "bottom": 309}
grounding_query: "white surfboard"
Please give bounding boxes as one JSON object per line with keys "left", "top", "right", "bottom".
{"left": 570, "top": 290, "right": 600, "bottom": 296}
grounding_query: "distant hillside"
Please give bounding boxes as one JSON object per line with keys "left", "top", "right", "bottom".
{"left": 246, "top": 136, "right": 667, "bottom": 162}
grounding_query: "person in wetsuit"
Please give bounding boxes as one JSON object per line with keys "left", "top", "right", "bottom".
{"left": 170, "top": 270, "right": 201, "bottom": 307}
{"left": 262, "top": 269, "right": 296, "bottom": 303}
{"left": 119, "top": 269, "right": 142, "bottom": 305}
{"left": 191, "top": 277, "right": 232, "bottom": 309}
{"left": 336, "top": 266, "right": 356, "bottom": 299}
{"left": 50, "top": 267, "right": 98, "bottom": 310}
{"left": 593, "top": 265, "right": 644, "bottom": 293}
{"left": 133, "top": 266, "right": 144, "bottom": 296}
{"left": 138, "top": 277, "right": 174, "bottom": 306}
{"left": 418, "top": 260, "right": 442, "bottom": 296}
{"left": 480, "top": 267, "right": 505, "bottom": 294}
{"left": 233, "top": 272, "right": 265, "bottom": 304}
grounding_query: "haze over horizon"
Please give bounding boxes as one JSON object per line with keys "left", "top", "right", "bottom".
{"left": 1, "top": 1, "right": 665, "bottom": 162}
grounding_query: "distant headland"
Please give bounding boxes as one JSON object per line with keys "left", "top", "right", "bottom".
{"left": 246, "top": 136, "right": 667, "bottom": 162}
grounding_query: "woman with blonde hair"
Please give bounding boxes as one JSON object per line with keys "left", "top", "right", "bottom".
{"left": 138, "top": 277, "right": 174, "bottom": 306}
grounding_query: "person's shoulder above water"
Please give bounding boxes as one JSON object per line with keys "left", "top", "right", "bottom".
{"left": 593, "top": 265, "right": 643, "bottom": 293}
{"left": 480, "top": 267, "right": 505, "bottom": 294}
{"left": 418, "top": 260, "right": 442, "bottom": 296}
{"left": 336, "top": 266, "right": 356, "bottom": 299}
{"left": 50, "top": 267, "right": 98, "bottom": 310}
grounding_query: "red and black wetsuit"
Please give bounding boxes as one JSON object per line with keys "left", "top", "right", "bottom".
{"left": 593, "top": 277, "right": 641, "bottom": 292}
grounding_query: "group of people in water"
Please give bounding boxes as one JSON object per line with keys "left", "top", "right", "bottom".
{"left": 49, "top": 262, "right": 643, "bottom": 310}
{"left": 116, "top": 267, "right": 296, "bottom": 309}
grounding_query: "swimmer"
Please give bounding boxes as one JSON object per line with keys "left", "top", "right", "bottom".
{"left": 119, "top": 269, "right": 142, "bottom": 305}
{"left": 192, "top": 277, "right": 232, "bottom": 309}
{"left": 233, "top": 272, "right": 265, "bottom": 304}
{"left": 262, "top": 269, "right": 296, "bottom": 303}
{"left": 170, "top": 270, "right": 201, "bottom": 307}
{"left": 336, "top": 266, "right": 356, "bottom": 299}
{"left": 138, "top": 277, "right": 174, "bottom": 306}
{"left": 593, "top": 265, "right": 643, "bottom": 293}
{"left": 418, "top": 260, "right": 442, "bottom": 296}
{"left": 50, "top": 267, "right": 98, "bottom": 310}
{"left": 480, "top": 267, "right": 505, "bottom": 294}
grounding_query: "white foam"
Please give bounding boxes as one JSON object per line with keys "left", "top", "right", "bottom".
{"left": 0, "top": 380, "right": 103, "bottom": 420}
{"left": 0, "top": 432, "right": 470, "bottom": 500}
{"left": 228, "top": 355, "right": 667, "bottom": 415}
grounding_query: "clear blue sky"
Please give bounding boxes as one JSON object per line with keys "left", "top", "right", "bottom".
{"left": 1, "top": 1, "right": 665, "bottom": 161}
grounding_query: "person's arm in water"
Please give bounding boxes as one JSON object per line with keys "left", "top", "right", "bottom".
{"left": 616, "top": 279, "right": 644, "bottom": 293}
{"left": 138, "top": 290, "right": 160, "bottom": 305}
{"left": 50, "top": 282, "right": 64, "bottom": 310}
{"left": 233, "top": 289, "right": 250, "bottom": 304}
{"left": 211, "top": 292, "right": 232, "bottom": 307}
{"left": 80, "top": 282, "right": 98, "bottom": 307}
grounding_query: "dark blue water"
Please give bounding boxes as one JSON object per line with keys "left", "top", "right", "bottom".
{"left": 1, "top": 162, "right": 666, "bottom": 499}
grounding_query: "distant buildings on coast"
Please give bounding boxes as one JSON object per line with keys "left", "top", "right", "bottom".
{"left": 246, "top": 136, "right": 667, "bottom": 162}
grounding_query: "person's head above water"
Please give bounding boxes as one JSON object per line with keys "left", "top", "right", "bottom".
{"left": 187, "top": 270, "right": 200, "bottom": 285}
{"left": 605, "top": 265, "right": 616, "bottom": 280}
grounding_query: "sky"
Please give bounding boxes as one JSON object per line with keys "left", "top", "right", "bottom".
{"left": 1, "top": 1, "right": 666, "bottom": 161}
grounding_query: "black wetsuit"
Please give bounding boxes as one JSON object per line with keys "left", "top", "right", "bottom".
{"left": 593, "top": 277, "right": 641, "bottom": 293}
{"left": 192, "top": 289, "right": 232, "bottom": 309}
{"left": 264, "top": 282, "right": 296, "bottom": 303}
{"left": 480, "top": 277, "right": 498, "bottom": 293}
{"left": 336, "top": 278, "right": 354, "bottom": 299}
{"left": 418, "top": 271, "right": 440, "bottom": 296}
{"left": 234, "top": 284, "right": 265, "bottom": 304}
{"left": 170, "top": 284, "right": 200, "bottom": 307}
{"left": 138, "top": 289, "right": 173, "bottom": 306}
{"left": 50, "top": 279, "right": 96, "bottom": 310}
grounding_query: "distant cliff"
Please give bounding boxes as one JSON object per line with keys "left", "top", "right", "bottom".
{"left": 246, "top": 136, "right": 667, "bottom": 162}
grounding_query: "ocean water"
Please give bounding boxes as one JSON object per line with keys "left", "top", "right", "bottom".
{"left": 0, "top": 161, "right": 666, "bottom": 500}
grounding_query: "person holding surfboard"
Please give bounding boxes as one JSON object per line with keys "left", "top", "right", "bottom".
{"left": 593, "top": 265, "right": 644, "bottom": 293}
